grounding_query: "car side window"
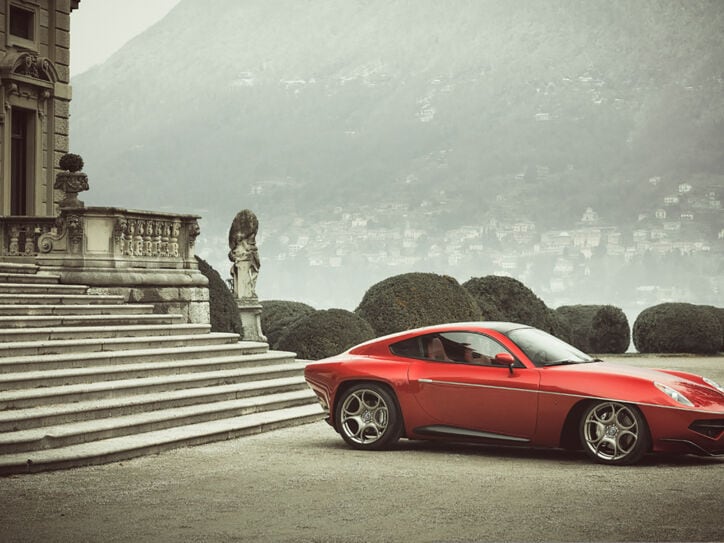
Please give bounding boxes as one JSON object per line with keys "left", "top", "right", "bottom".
{"left": 391, "top": 332, "right": 519, "bottom": 367}
{"left": 436, "top": 332, "right": 518, "bottom": 367}
{"left": 389, "top": 336, "right": 424, "bottom": 358}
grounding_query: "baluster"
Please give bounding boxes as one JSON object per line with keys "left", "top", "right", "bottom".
{"left": 126, "top": 220, "right": 136, "bottom": 256}
{"left": 24, "top": 225, "right": 35, "bottom": 255}
{"left": 9, "top": 226, "right": 20, "bottom": 255}
{"left": 135, "top": 219, "right": 145, "bottom": 256}
{"left": 144, "top": 219, "right": 154, "bottom": 256}
{"left": 170, "top": 220, "right": 181, "bottom": 258}
{"left": 161, "top": 221, "right": 170, "bottom": 257}
{"left": 153, "top": 220, "right": 162, "bottom": 256}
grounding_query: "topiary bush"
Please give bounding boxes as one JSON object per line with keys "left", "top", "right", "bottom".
{"left": 196, "top": 256, "right": 243, "bottom": 335}
{"left": 463, "top": 275, "right": 563, "bottom": 337}
{"left": 633, "top": 303, "right": 722, "bottom": 354}
{"left": 276, "top": 308, "right": 376, "bottom": 360}
{"left": 260, "top": 300, "right": 316, "bottom": 349}
{"left": 59, "top": 152, "right": 84, "bottom": 172}
{"left": 555, "top": 305, "right": 600, "bottom": 352}
{"left": 589, "top": 305, "right": 630, "bottom": 354}
{"left": 701, "top": 305, "right": 724, "bottom": 350}
{"left": 355, "top": 272, "right": 482, "bottom": 336}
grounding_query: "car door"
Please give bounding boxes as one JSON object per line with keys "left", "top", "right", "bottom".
{"left": 406, "top": 331, "right": 540, "bottom": 440}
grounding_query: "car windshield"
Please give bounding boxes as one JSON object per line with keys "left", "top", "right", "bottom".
{"left": 507, "top": 328, "right": 595, "bottom": 367}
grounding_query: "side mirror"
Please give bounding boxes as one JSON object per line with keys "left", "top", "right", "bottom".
{"left": 493, "top": 353, "right": 516, "bottom": 375}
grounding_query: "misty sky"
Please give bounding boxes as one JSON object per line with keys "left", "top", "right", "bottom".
{"left": 70, "top": 0, "right": 181, "bottom": 77}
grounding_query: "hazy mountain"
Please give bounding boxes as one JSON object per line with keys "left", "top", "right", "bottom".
{"left": 70, "top": 0, "right": 724, "bottom": 309}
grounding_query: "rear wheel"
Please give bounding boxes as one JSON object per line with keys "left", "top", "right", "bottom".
{"left": 579, "top": 401, "right": 650, "bottom": 465}
{"left": 336, "top": 383, "right": 402, "bottom": 450}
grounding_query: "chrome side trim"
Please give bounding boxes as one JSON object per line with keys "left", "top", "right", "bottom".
{"left": 415, "top": 378, "right": 724, "bottom": 415}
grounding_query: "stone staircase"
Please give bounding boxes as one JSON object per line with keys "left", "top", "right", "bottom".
{"left": 0, "top": 263, "right": 323, "bottom": 475}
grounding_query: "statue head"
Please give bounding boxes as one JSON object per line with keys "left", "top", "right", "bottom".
{"left": 228, "top": 209, "right": 259, "bottom": 249}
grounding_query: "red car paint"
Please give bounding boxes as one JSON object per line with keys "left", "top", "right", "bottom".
{"left": 304, "top": 322, "right": 724, "bottom": 462}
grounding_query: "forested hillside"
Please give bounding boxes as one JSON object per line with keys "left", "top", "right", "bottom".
{"left": 70, "top": 0, "right": 724, "bottom": 309}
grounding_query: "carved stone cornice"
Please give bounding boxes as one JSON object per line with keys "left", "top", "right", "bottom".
{"left": 0, "top": 52, "right": 59, "bottom": 86}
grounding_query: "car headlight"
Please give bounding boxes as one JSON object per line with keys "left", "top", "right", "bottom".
{"left": 655, "top": 382, "right": 694, "bottom": 407}
{"left": 702, "top": 377, "right": 724, "bottom": 394}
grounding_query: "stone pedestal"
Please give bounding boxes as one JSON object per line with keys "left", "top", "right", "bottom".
{"left": 237, "top": 300, "right": 267, "bottom": 343}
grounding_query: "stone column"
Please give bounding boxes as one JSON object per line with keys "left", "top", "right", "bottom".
{"left": 228, "top": 209, "right": 267, "bottom": 343}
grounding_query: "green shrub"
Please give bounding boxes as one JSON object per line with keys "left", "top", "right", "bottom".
{"left": 555, "top": 305, "right": 600, "bottom": 352}
{"left": 464, "top": 275, "right": 563, "bottom": 337}
{"left": 701, "top": 305, "right": 724, "bottom": 350}
{"left": 633, "top": 303, "right": 722, "bottom": 354}
{"left": 589, "top": 305, "right": 630, "bottom": 354}
{"left": 356, "top": 272, "right": 482, "bottom": 336}
{"left": 260, "top": 300, "right": 315, "bottom": 349}
{"left": 276, "top": 308, "right": 376, "bottom": 360}
{"left": 196, "top": 256, "right": 243, "bottom": 335}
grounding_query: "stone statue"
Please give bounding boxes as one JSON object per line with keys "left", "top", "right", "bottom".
{"left": 228, "top": 209, "right": 260, "bottom": 301}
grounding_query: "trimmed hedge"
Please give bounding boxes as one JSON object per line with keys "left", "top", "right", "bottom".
{"left": 589, "top": 305, "right": 630, "bottom": 354}
{"left": 633, "top": 303, "right": 722, "bottom": 354}
{"left": 196, "top": 256, "right": 243, "bottom": 335}
{"left": 555, "top": 305, "right": 630, "bottom": 354}
{"left": 260, "top": 300, "right": 315, "bottom": 349}
{"left": 463, "top": 275, "right": 563, "bottom": 337}
{"left": 355, "top": 272, "right": 482, "bottom": 336}
{"left": 276, "top": 308, "right": 376, "bottom": 360}
{"left": 555, "top": 305, "right": 600, "bottom": 352}
{"left": 701, "top": 305, "right": 724, "bottom": 350}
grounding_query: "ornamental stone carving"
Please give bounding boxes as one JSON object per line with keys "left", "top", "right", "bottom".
{"left": 54, "top": 154, "right": 89, "bottom": 208}
{"left": 228, "top": 209, "right": 260, "bottom": 301}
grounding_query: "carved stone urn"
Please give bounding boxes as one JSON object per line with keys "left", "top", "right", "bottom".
{"left": 54, "top": 153, "right": 89, "bottom": 208}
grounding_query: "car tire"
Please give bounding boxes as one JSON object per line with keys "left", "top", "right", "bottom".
{"left": 579, "top": 401, "right": 650, "bottom": 465}
{"left": 336, "top": 383, "right": 402, "bottom": 450}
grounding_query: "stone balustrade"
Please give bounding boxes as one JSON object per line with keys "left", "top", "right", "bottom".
{"left": 35, "top": 206, "right": 201, "bottom": 271}
{"left": 0, "top": 216, "right": 58, "bottom": 260}
{"left": 0, "top": 207, "right": 210, "bottom": 324}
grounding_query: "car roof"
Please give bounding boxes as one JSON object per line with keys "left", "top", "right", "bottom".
{"left": 348, "top": 321, "right": 533, "bottom": 355}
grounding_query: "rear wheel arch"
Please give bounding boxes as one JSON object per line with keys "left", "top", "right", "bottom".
{"left": 333, "top": 380, "right": 406, "bottom": 440}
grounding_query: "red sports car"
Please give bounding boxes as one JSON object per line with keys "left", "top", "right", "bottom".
{"left": 304, "top": 322, "right": 724, "bottom": 465}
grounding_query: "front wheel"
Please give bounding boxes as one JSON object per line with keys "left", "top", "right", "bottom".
{"left": 579, "top": 401, "right": 650, "bottom": 465}
{"left": 336, "top": 383, "right": 402, "bottom": 450}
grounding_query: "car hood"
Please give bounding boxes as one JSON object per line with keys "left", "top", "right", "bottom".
{"left": 541, "top": 361, "right": 724, "bottom": 411}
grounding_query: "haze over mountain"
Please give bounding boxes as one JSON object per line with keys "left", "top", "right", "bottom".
{"left": 70, "top": 0, "right": 724, "bottom": 311}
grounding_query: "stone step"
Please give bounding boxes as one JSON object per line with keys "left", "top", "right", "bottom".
{"left": 0, "top": 313, "right": 185, "bottom": 329}
{"left": 0, "top": 323, "right": 211, "bottom": 343}
{"left": 0, "top": 262, "right": 40, "bottom": 275}
{"left": 0, "top": 332, "right": 240, "bottom": 359}
{"left": 0, "top": 342, "right": 272, "bottom": 372}
{"left": 0, "top": 293, "right": 125, "bottom": 305}
{"left": 0, "top": 348, "right": 294, "bottom": 390}
{"left": 0, "top": 273, "right": 61, "bottom": 284}
{"left": 0, "top": 283, "right": 88, "bottom": 295}
{"left": 0, "top": 389, "right": 317, "bottom": 453}
{"left": 0, "top": 375, "right": 310, "bottom": 431}
{"left": 0, "top": 403, "right": 325, "bottom": 475}
{"left": 0, "top": 360, "right": 306, "bottom": 408}
{"left": 0, "top": 304, "right": 156, "bottom": 316}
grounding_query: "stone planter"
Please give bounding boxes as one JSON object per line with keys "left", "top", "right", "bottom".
{"left": 54, "top": 171, "right": 89, "bottom": 208}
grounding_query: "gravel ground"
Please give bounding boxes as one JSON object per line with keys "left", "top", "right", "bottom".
{"left": 1, "top": 356, "right": 723, "bottom": 543}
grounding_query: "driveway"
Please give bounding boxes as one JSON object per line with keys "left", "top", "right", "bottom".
{"left": 1, "top": 356, "right": 723, "bottom": 543}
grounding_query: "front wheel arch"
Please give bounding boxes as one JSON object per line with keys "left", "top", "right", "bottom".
{"left": 578, "top": 400, "right": 651, "bottom": 465}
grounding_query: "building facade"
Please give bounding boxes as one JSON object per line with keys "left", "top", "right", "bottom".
{"left": 0, "top": 1, "right": 210, "bottom": 325}
{"left": 0, "top": 0, "right": 78, "bottom": 217}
